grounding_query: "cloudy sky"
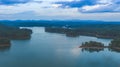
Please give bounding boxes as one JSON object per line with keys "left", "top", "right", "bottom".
{"left": 0, "top": 0, "right": 120, "bottom": 21}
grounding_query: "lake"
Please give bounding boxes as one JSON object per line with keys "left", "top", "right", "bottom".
{"left": 0, "top": 27, "right": 120, "bottom": 67}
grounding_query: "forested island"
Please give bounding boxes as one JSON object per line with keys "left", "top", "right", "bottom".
{"left": 0, "top": 23, "right": 32, "bottom": 47}
{"left": 80, "top": 39, "right": 120, "bottom": 52}
{"left": 80, "top": 41, "right": 105, "bottom": 48}
{"left": 80, "top": 41, "right": 105, "bottom": 52}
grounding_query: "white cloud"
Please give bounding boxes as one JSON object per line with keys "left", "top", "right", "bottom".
{"left": 97, "top": 0, "right": 113, "bottom": 4}
{"left": 33, "top": 0, "right": 75, "bottom": 2}
{"left": 81, "top": 5, "right": 103, "bottom": 11}
{"left": 79, "top": 0, "right": 120, "bottom": 13}
{"left": 0, "top": 0, "right": 120, "bottom": 21}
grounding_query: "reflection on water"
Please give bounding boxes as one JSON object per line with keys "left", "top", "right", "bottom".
{"left": 81, "top": 48, "right": 104, "bottom": 53}
{"left": 0, "top": 46, "right": 11, "bottom": 52}
{"left": 71, "top": 47, "right": 81, "bottom": 56}
{"left": 109, "top": 48, "right": 120, "bottom": 53}
{"left": 80, "top": 47, "right": 120, "bottom": 53}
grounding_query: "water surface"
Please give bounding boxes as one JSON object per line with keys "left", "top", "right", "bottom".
{"left": 0, "top": 27, "right": 119, "bottom": 67}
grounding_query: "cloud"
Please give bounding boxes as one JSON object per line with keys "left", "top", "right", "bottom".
{"left": 0, "top": 0, "right": 120, "bottom": 21}
{"left": 55, "top": 0, "right": 96, "bottom": 8}
{"left": 54, "top": 0, "right": 120, "bottom": 13}
{"left": 0, "top": 0, "right": 32, "bottom": 5}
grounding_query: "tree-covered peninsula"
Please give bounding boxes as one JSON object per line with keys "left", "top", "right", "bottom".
{"left": 108, "top": 38, "right": 120, "bottom": 52}
{"left": 109, "top": 38, "right": 120, "bottom": 48}
{"left": 0, "top": 24, "right": 32, "bottom": 46}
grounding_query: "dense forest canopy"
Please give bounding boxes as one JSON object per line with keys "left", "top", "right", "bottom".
{"left": 0, "top": 24, "right": 32, "bottom": 40}
{"left": 0, "top": 23, "right": 32, "bottom": 46}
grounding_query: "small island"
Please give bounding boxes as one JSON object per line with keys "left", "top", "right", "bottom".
{"left": 80, "top": 41, "right": 105, "bottom": 49}
{"left": 80, "top": 41, "right": 105, "bottom": 52}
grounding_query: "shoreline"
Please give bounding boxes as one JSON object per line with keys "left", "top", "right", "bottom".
{"left": 79, "top": 46, "right": 108, "bottom": 49}
{"left": 79, "top": 46, "right": 120, "bottom": 50}
{"left": 0, "top": 44, "right": 11, "bottom": 47}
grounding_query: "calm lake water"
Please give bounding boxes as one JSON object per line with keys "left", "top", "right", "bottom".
{"left": 0, "top": 27, "right": 120, "bottom": 67}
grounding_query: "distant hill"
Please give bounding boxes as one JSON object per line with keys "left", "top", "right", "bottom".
{"left": 0, "top": 20, "right": 120, "bottom": 27}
